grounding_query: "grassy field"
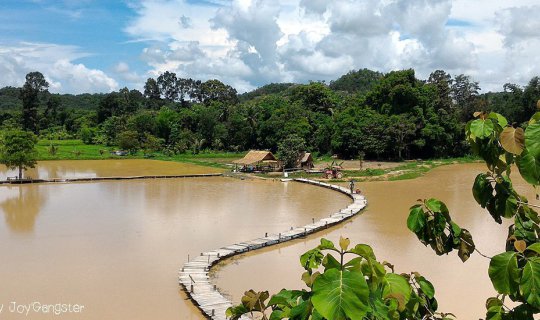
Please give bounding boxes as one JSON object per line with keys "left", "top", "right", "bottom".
{"left": 287, "top": 156, "right": 479, "bottom": 182}
{"left": 36, "top": 140, "right": 478, "bottom": 180}
{"left": 36, "top": 139, "right": 244, "bottom": 169}
{"left": 37, "top": 140, "right": 139, "bottom": 160}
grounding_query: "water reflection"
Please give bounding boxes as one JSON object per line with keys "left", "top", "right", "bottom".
{"left": 0, "top": 171, "right": 348, "bottom": 320}
{"left": 0, "top": 159, "right": 223, "bottom": 180}
{"left": 0, "top": 186, "right": 47, "bottom": 232}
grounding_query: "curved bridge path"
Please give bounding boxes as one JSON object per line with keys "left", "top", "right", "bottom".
{"left": 179, "top": 178, "right": 368, "bottom": 320}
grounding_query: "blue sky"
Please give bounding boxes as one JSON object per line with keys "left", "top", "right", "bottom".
{"left": 0, "top": 1, "right": 144, "bottom": 74}
{"left": 1, "top": 0, "right": 540, "bottom": 94}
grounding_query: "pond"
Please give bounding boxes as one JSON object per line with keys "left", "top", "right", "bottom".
{"left": 2, "top": 161, "right": 533, "bottom": 319}
{"left": 214, "top": 163, "right": 536, "bottom": 319}
{"left": 0, "top": 160, "right": 350, "bottom": 319}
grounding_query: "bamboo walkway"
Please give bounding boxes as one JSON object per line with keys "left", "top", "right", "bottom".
{"left": 0, "top": 173, "right": 223, "bottom": 185}
{"left": 179, "top": 178, "right": 368, "bottom": 320}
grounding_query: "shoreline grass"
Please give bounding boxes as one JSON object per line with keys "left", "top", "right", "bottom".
{"left": 35, "top": 140, "right": 479, "bottom": 179}
{"left": 36, "top": 139, "right": 243, "bottom": 169}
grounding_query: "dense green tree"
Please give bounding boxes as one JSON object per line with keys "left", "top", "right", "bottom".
{"left": 192, "top": 104, "right": 227, "bottom": 150}
{"left": 451, "top": 74, "right": 481, "bottom": 121}
{"left": 97, "top": 88, "right": 141, "bottom": 123}
{"left": 20, "top": 72, "right": 49, "bottom": 133}
{"left": 99, "top": 116, "right": 127, "bottom": 145}
{"left": 143, "top": 78, "right": 163, "bottom": 109}
{"left": 290, "top": 82, "right": 337, "bottom": 115}
{"left": 42, "top": 95, "right": 62, "bottom": 128}
{"left": 329, "top": 68, "right": 383, "bottom": 95}
{"left": 277, "top": 134, "right": 306, "bottom": 169}
{"left": 157, "top": 71, "right": 179, "bottom": 102}
{"left": 226, "top": 105, "right": 256, "bottom": 151}
{"left": 332, "top": 107, "right": 391, "bottom": 159}
{"left": 331, "top": 106, "right": 365, "bottom": 158}
{"left": 521, "top": 77, "right": 540, "bottom": 123}
{"left": 141, "top": 133, "right": 163, "bottom": 156}
{"left": 364, "top": 69, "right": 427, "bottom": 115}
{"left": 79, "top": 126, "right": 97, "bottom": 144}
{"left": 200, "top": 79, "right": 238, "bottom": 106}
{"left": 116, "top": 130, "right": 139, "bottom": 154}
{"left": 309, "top": 114, "right": 334, "bottom": 155}
{"left": 427, "top": 70, "right": 453, "bottom": 113}
{"left": 389, "top": 113, "right": 418, "bottom": 160}
{"left": 238, "top": 83, "right": 295, "bottom": 102}
{"left": 0, "top": 129, "right": 38, "bottom": 179}
{"left": 127, "top": 110, "right": 158, "bottom": 141}
{"left": 155, "top": 107, "right": 179, "bottom": 143}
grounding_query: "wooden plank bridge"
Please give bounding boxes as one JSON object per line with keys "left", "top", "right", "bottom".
{"left": 0, "top": 173, "right": 223, "bottom": 185}
{"left": 179, "top": 178, "right": 368, "bottom": 320}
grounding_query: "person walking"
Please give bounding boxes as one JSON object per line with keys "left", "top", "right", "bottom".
{"left": 349, "top": 179, "right": 355, "bottom": 194}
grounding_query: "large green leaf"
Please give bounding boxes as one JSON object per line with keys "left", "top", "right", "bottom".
{"left": 488, "top": 252, "right": 520, "bottom": 295}
{"left": 268, "top": 289, "right": 303, "bottom": 307}
{"left": 508, "top": 303, "right": 535, "bottom": 319}
{"left": 416, "top": 276, "right": 435, "bottom": 299}
{"left": 289, "top": 299, "right": 311, "bottom": 319}
{"left": 472, "top": 173, "right": 493, "bottom": 208}
{"left": 240, "top": 290, "right": 269, "bottom": 312}
{"left": 312, "top": 269, "right": 370, "bottom": 320}
{"left": 322, "top": 254, "right": 341, "bottom": 271}
{"left": 407, "top": 205, "right": 426, "bottom": 233}
{"left": 517, "top": 150, "right": 540, "bottom": 186}
{"left": 470, "top": 119, "right": 495, "bottom": 139}
{"left": 488, "top": 112, "right": 508, "bottom": 128}
{"left": 382, "top": 273, "right": 411, "bottom": 311}
{"left": 526, "top": 243, "right": 540, "bottom": 255}
{"left": 525, "top": 122, "right": 540, "bottom": 158}
{"left": 368, "top": 292, "right": 391, "bottom": 320}
{"left": 318, "top": 238, "right": 336, "bottom": 251}
{"left": 425, "top": 198, "right": 451, "bottom": 222}
{"left": 457, "top": 229, "right": 475, "bottom": 262}
{"left": 500, "top": 127, "right": 525, "bottom": 155}
{"left": 226, "top": 304, "right": 249, "bottom": 320}
{"left": 530, "top": 112, "right": 540, "bottom": 125}
{"left": 485, "top": 300, "right": 504, "bottom": 320}
{"left": 349, "top": 244, "right": 377, "bottom": 260}
{"left": 520, "top": 257, "right": 540, "bottom": 308}
{"left": 300, "top": 248, "right": 324, "bottom": 271}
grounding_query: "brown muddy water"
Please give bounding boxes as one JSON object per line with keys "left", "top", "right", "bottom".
{"left": 215, "top": 163, "right": 538, "bottom": 319}
{"left": 0, "top": 160, "right": 350, "bottom": 320}
{"left": 0, "top": 159, "right": 223, "bottom": 180}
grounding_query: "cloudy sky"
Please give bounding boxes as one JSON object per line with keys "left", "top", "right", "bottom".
{"left": 1, "top": 0, "right": 540, "bottom": 94}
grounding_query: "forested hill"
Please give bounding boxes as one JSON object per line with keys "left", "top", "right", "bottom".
{"left": 2, "top": 68, "right": 539, "bottom": 161}
{"left": 0, "top": 87, "right": 105, "bottom": 111}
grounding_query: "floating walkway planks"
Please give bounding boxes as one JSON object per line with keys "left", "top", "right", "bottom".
{"left": 179, "top": 178, "right": 368, "bottom": 320}
{"left": 0, "top": 173, "right": 223, "bottom": 185}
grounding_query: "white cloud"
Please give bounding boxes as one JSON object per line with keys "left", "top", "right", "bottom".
{"left": 113, "top": 61, "right": 143, "bottom": 87}
{"left": 122, "top": 0, "right": 540, "bottom": 93}
{"left": 0, "top": 42, "right": 118, "bottom": 93}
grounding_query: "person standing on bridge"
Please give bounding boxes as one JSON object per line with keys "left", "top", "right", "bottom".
{"left": 349, "top": 179, "right": 355, "bottom": 194}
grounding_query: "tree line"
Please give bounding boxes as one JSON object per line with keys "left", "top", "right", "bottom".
{"left": 1, "top": 68, "right": 539, "bottom": 160}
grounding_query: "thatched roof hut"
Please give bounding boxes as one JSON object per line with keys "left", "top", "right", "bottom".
{"left": 233, "top": 150, "right": 278, "bottom": 167}
{"left": 298, "top": 152, "right": 314, "bottom": 169}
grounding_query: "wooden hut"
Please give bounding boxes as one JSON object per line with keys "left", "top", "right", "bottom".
{"left": 233, "top": 150, "right": 280, "bottom": 172}
{"left": 297, "top": 152, "right": 314, "bottom": 170}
